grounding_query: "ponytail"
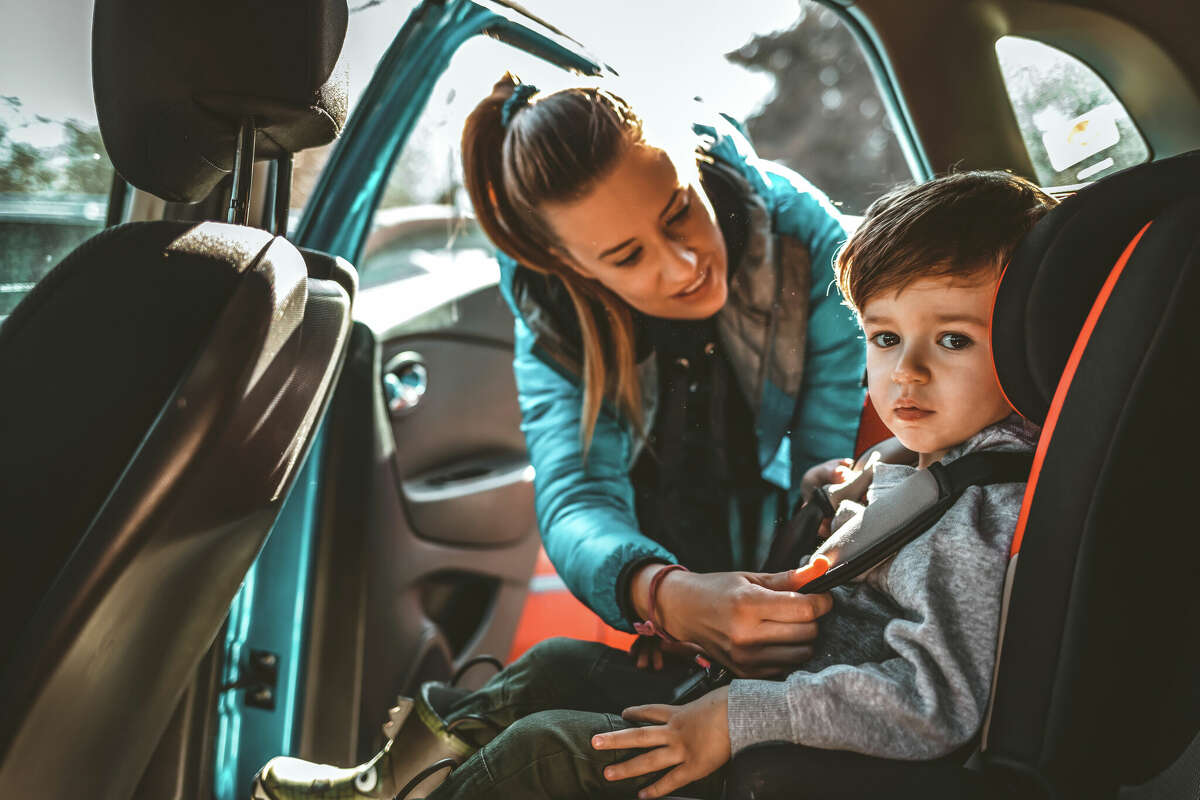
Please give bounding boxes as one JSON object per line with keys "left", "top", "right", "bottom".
{"left": 462, "top": 74, "right": 644, "bottom": 452}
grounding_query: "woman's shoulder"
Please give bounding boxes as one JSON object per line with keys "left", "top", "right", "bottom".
{"left": 696, "top": 113, "right": 843, "bottom": 231}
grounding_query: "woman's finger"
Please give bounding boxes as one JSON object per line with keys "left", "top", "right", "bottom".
{"left": 602, "top": 745, "right": 680, "bottom": 782}
{"left": 652, "top": 647, "right": 663, "bottom": 671}
{"left": 621, "top": 704, "right": 674, "bottom": 724}
{"left": 592, "top": 724, "right": 668, "bottom": 751}
{"left": 637, "top": 765, "right": 694, "bottom": 800}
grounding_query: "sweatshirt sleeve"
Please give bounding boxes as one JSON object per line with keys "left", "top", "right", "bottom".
{"left": 727, "top": 483, "right": 1024, "bottom": 758}
{"left": 510, "top": 316, "right": 676, "bottom": 631}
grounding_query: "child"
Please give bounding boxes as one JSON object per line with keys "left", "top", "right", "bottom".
{"left": 254, "top": 171, "right": 1055, "bottom": 800}
{"left": 590, "top": 171, "right": 1055, "bottom": 797}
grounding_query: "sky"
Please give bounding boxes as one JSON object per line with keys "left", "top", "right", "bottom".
{"left": 0, "top": 0, "right": 805, "bottom": 145}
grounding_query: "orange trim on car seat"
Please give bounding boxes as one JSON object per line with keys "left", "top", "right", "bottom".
{"left": 854, "top": 396, "right": 892, "bottom": 458}
{"left": 989, "top": 262, "right": 1022, "bottom": 417}
{"left": 1009, "top": 222, "right": 1152, "bottom": 556}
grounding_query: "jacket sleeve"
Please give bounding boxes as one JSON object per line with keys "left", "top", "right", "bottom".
{"left": 725, "top": 484, "right": 1022, "bottom": 759}
{"left": 764, "top": 161, "right": 866, "bottom": 481}
{"left": 510, "top": 316, "right": 676, "bottom": 630}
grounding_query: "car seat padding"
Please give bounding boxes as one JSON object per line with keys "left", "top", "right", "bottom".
{"left": 985, "top": 192, "right": 1200, "bottom": 794}
{"left": 992, "top": 149, "right": 1200, "bottom": 425}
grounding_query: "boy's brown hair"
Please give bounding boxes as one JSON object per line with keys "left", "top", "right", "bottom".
{"left": 836, "top": 171, "right": 1057, "bottom": 314}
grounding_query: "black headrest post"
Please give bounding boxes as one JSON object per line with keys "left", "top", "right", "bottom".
{"left": 272, "top": 155, "right": 293, "bottom": 237}
{"left": 227, "top": 117, "right": 257, "bottom": 225}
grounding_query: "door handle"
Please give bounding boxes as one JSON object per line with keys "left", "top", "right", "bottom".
{"left": 383, "top": 351, "right": 427, "bottom": 415}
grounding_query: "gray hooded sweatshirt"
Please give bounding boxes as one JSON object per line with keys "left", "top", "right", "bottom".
{"left": 726, "top": 415, "right": 1039, "bottom": 759}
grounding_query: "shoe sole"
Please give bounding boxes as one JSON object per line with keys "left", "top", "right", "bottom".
{"left": 250, "top": 771, "right": 278, "bottom": 800}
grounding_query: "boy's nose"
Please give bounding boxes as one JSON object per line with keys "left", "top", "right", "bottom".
{"left": 892, "top": 351, "right": 929, "bottom": 383}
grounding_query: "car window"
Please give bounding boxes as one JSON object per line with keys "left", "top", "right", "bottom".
{"left": 0, "top": 1, "right": 115, "bottom": 322}
{"left": 359, "top": 0, "right": 912, "bottom": 294}
{"left": 996, "top": 35, "right": 1151, "bottom": 188}
{"left": 287, "top": 0, "right": 421, "bottom": 228}
{"left": 359, "top": 37, "right": 570, "bottom": 292}
{"left": 725, "top": 0, "right": 913, "bottom": 214}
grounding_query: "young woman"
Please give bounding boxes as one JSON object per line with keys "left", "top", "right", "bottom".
{"left": 255, "top": 74, "right": 864, "bottom": 800}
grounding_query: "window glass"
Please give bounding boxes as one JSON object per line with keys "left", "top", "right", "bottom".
{"left": 996, "top": 35, "right": 1150, "bottom": 188}
{"left": 361, "top": 0, "right": 912, "bottom": 295}
{"left": 726, "top": 0, "right": 913, "bottom": 215}
{"left": 360, "top": 38, "right": 569, "bottom": 293}
{"left": 288, "top": 0, "right": 421, "bottom": 226}
{"left": 0, "top": 0, "right": 115, "bottom": 321}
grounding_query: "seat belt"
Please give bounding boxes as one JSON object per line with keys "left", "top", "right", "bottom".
{"left": 672, "top": 450, "right": 1034, "bottom": 704}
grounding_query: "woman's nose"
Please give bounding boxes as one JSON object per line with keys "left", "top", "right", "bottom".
{"left": 661, "top": 238, "right": 698, "bottom": 282}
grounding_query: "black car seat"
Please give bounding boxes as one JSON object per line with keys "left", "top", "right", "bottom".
{"left": 0, "top": 1, "right": 354, "bottom": 797}
{"left": 719, "top": 149, "right": 1200, "bottom": 799}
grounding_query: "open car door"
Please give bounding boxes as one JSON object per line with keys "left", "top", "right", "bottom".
{"left": 192, "top": 3, "right": 617, "bottom": 796}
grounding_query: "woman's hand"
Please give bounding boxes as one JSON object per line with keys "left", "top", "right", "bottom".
{"left": 592, "top": 687, "right": 731, "bottom": 799}
{"left": 631, "top": 563, "right": 833, "bottom": 678}
{"left": 630, "top": 635, "right": 704, "bottom": 671}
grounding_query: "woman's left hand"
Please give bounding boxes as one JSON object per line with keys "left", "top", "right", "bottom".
{"left": 591, "top": 687, "right": 731, "bottom": 799}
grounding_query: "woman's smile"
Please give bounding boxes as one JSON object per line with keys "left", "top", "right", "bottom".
{"left": 673, "top": 265, "right": 712, "bottom": 299}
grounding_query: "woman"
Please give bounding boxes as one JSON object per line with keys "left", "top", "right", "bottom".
{"left": 255, "top": 74, "right": 863, "bottom": 800}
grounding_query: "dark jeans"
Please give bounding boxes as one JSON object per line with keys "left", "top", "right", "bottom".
{"left": 425, "top": 638, "right": 725, "bottom": 800}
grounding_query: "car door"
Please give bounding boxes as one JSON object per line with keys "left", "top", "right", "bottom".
{"left": 199, "top": 2, "right": 614, "bottom": 794}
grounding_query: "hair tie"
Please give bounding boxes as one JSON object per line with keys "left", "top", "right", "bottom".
{"left": 501, "top": 83, "right": 539, "bottom": 128}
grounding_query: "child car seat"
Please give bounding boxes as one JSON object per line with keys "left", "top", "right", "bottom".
{"left": 720, "top": 149, "right": 1200, "bottom": 799}
{"left": 0, "top": 1, "right": 354, "bottom": 798}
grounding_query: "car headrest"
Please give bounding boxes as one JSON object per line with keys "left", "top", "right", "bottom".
{"left": 992, "top": 150, "right": 1200, "bottom": 425}
{"left": 93, "top": 0, "right": 349, "bottom": 203}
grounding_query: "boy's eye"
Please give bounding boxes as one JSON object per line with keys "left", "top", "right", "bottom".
{"left": 615, "top": 247, "right": 643, "bottom": 267}
{"left": 869, "top": 331, "right": 899, "bottom": 348}
{"left": 938, "top": 333, "right": 973, "bottom": 350}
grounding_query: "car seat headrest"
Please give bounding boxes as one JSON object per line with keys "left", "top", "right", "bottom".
{"left": 992, "top": 150, "right": 1200, "bottom": 424}
{"left": 93, "top": 0, "right": 349, "bottom": 203}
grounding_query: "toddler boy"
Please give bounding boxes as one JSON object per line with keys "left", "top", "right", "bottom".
{"left": 593, "top": 171, "right": 1056, "bottom": 798}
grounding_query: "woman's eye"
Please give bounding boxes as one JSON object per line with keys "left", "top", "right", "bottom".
{"left": 615, "top": 247, "right": 643, "bottom": 267}
{"left": 869, "top": 331, "right": 899, "bottom": 348}
{"left": 938, "top": 332, "right": 973, "bottom": 350}
{"left": 666, "top": 199, "right": 691, "bottom": 226}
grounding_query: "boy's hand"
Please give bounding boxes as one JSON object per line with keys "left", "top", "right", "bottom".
{"left": 799, "top": 456, "right": 853, "bottom": 498}
{"left": 592, "top": 687, "right": 731, "bottom": 799}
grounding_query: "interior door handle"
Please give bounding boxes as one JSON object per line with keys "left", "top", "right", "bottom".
{"left": 383, "top": 351, "right": 427, "bottom": 415}
{"left": 402, "top": 457, "right": 534, "bottom": 504}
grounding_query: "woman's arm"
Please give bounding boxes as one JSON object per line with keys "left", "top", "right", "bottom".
{"left": 511, "top": 316, "right": 676, "bottom": 631}
{"left": 513, "top": 317, "right": 833, "bottom": 664}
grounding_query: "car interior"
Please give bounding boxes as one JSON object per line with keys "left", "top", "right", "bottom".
{"left": 0, "top": 0, "right": 1196, "bottom": 798}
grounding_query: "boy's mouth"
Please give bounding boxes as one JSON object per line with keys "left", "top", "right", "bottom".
{"left": 893, "top": 402, "right": 933, "bottom": 421}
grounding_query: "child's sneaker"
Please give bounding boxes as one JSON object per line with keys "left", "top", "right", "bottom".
{"left": 251, "top": 683, "right": 475, "bottom": 799}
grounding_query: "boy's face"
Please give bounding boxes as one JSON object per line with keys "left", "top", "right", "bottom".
{"left": 861, "top": 273, "right": 1013, "bottom": 467}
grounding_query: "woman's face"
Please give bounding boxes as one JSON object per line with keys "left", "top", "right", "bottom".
{"left": 540, "top": 144, "right": 728, "bottom": 320}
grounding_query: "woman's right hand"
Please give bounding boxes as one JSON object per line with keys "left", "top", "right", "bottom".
{"left": 632, "top": 564, "right": 834, "bottom": 679}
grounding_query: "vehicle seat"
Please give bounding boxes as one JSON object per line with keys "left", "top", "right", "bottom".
{"left": 0, "top": 1, "right": 353, "bottom": 798}
{"left": 720, "top": 149, "right": 1200, "bottom": 799}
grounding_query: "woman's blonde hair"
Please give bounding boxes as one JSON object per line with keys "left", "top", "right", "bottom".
{"left": 462, "top": 73, "right": 648, "bottom": 450}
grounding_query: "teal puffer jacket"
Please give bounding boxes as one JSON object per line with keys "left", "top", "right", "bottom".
{"left": 498, "top": 116, "right": 865, "bottom": 630}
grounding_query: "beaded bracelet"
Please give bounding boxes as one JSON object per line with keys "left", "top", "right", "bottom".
{"left": 632, "top": 564, "right": 688, "bottom": 642}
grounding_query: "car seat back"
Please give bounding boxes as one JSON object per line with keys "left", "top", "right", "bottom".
{"left": 0, "top": 2, "right": 353, "bottom": 797}
{"left": 722, "top": 151, "right": 1200, "bottom": 800}
{"left": 981, "top": 149, "right": 1200, "bottom": 797}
